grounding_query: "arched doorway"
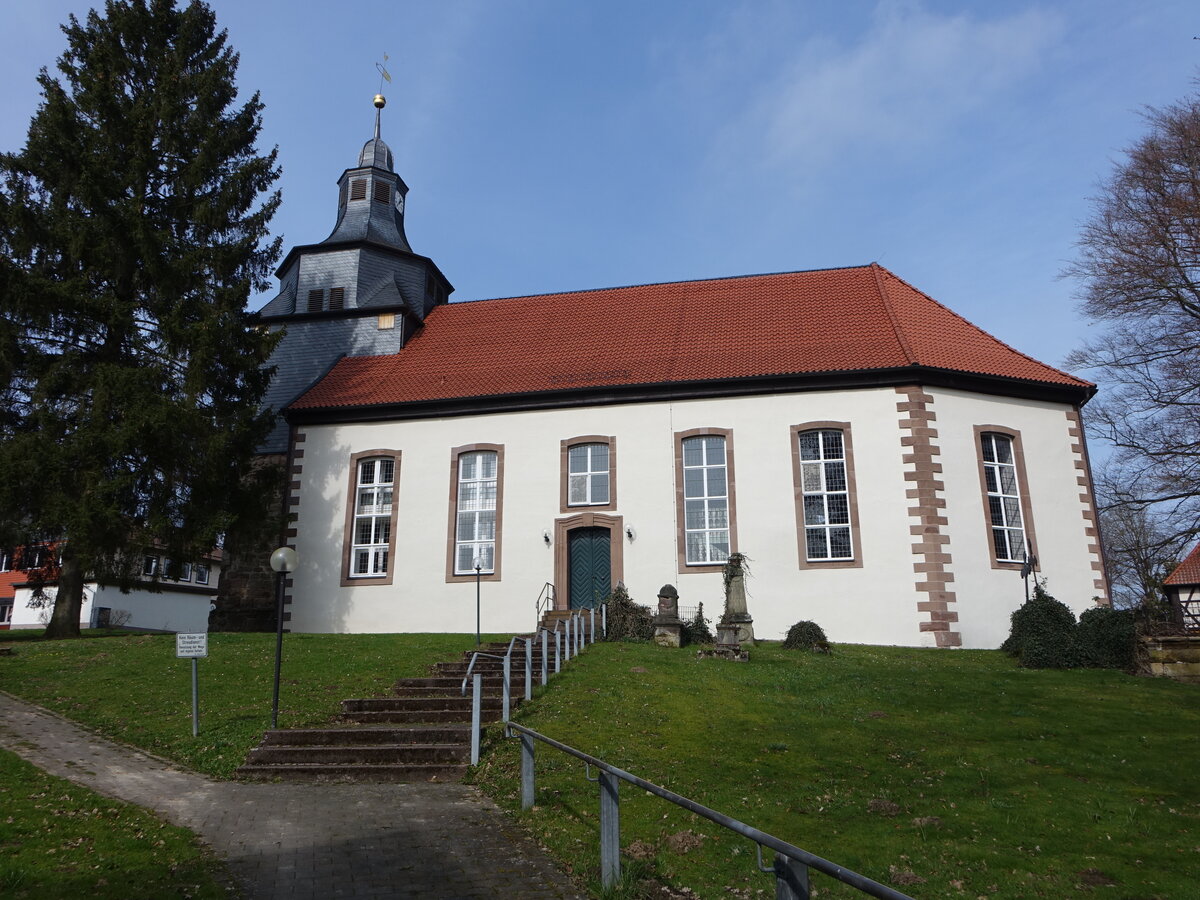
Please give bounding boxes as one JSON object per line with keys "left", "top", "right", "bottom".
{"left": 568, "top": 527, "right": 611, "bottom": 609}
{"left": 553, "top": 512, "right": 624, "bottom": 611}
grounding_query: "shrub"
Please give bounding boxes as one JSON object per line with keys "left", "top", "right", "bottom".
{"left": 1001, "top": 584, "right": 1078, "bottom": 669}
{"left": 1077, "top": 606, "right": 1137, "bottom": 670}
{"left": 680, "top": 602, "right": 714, "bottom": 646}
{"left": 783, "top": 620, "right": 828, "bottom": 650}
{"left": 602, "top": 584, "right": 654, "bottom": 642}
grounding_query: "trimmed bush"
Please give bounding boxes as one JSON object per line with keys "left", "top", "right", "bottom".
{"left": 1077, "top": 606, "right": 1137, "bottom": 670}
{"left": 1002, "top": 584, "right": 1078, "bottom": 669}
{"left": 680, "top": 602, "right": 714, "bottom": 646}
{"left": 603, "top": 584, "right": 654, "bottom": 642}
{"left": 783, "top": 620, "right": 828, "bottom": 651}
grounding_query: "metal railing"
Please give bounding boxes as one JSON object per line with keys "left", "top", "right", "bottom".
{"left": 508, "top": 725, "right": 913, "bottom": 899}
{"left": 460, "top": 606, "right": 606, "bottom": 765}
{"left": 535, "top": 581, "right": 556, "bottom": 632}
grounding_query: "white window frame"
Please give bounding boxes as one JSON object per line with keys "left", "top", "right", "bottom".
{"left": 981, "top": 432, "right": 1027, "bottom": 563}
{"left": 142, "top": 555, "right": 158, "bottom": 577}
{"left": 350, "top": 457, "right": 395, "bottom": 578}
{"left": 195, "top": 564, "right": 210, "bottom": 586}
{"left": 455, "top": 450, "right": 498, "bottom": 575}
{"left": 681, "top": 435, "right": 731, "bottom": 566}
{"left": 799, "top": 429, "right": 854, "bottom": 561}
{"left": 567, "top": 443, "right": 611, "bottom": 507}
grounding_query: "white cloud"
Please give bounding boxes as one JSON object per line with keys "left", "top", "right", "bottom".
{"left": 748, "top": 1, "right": 1064, "bottom": 170}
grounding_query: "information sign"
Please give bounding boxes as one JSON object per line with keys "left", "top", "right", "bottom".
{"left": 176, "top": 632, "right": 208, "bottom": 659}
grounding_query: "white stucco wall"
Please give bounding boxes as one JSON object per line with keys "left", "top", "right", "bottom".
{"left": 287, "top": 385, "right": 1102, "bottom": 648}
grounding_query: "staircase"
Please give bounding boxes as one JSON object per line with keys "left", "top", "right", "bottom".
{"left": 236, "top": 639, "right": 543, "bottom": 783}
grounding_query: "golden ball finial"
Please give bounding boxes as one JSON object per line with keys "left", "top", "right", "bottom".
{"left": 374, "top": 94, "right": 387, "bottom": 109}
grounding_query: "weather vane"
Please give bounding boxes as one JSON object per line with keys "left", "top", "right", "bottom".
{"left": 376, "top": 53, "right": 392, "bottom": 94}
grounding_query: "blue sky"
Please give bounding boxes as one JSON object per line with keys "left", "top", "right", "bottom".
{"left": 2, "top": 0, "right": 1197, "bottom": 375}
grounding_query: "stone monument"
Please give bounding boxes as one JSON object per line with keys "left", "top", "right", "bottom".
{"left": 652, "top": 583, "right": 683, "bottom": 648}
{"left": 723, "top": 553, "right": 755, "bottom": 643}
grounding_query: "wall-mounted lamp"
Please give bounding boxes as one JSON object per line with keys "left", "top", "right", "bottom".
{"left": 625, "top": 525, "right": 636, "bottom": 541}
{"left": 542, "top": 529, "right": 552, "bottom": 545}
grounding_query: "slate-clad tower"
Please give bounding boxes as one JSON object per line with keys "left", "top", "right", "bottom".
{"left": 255, "top": 94, "right": 452, "bottom": 453}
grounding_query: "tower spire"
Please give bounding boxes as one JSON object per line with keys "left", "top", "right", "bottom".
{"left": 373, "top": 92, "right": 384, "bottom": 142}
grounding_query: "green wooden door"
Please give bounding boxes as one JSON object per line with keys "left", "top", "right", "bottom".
{"left": 568, "top": 527, "right": 611, "bottom": 609}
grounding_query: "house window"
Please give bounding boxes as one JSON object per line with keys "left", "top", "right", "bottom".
{"left": 799, "top": 429, "right": 852, "bottom": 560}
{"left": 195, "top": 564, "right": 210, "bottom": 586}
{"left": 179, "top": 562, "right": 192, "bottom": 582}
{"left": 0, "top": 549, "right": 9, "bottom": 572}
{"left": 446, "top": 444, "right": 504, "bottom": 581}
{"left": 567, "top": 443, "right": 609, "bottom": 506}
{"left": 456, "top": 451, "right": 498, "bottom": 574}
{"left": 980, "top": 431, "right": 1029, "bottom": 564}
{"left": 350, "top": 457, "right": 395, "bottom": 578}
{"left": 142, "top": 556, "right": 158, "bottom": 577}
{"left": 791, "top": 423, "right": 862, "bottom": 569}
{"left": 675, "top": 429, "right": 737, "bottom": 569}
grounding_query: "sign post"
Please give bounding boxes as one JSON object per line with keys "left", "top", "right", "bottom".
{"left": 175, "top": 633, "right": 208, "bottom": 737}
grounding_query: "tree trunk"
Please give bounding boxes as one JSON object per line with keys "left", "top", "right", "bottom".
{"left": 43, "top": 554, "right": 84, "bottom": 639}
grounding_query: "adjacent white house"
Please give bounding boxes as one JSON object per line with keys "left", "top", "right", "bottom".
{"left": 252, "top": 100, "right": 1108, "bottom": 649}
{"left": 4, "top": 549, "right": 220, "bottom": 633}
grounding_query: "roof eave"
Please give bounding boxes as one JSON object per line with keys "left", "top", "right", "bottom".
{"left": 285, "top": 365, "right": 1096, "bottom": 426}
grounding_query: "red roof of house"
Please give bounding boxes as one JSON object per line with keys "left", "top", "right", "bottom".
{"left": 1164, "top": 543, "right": 1200, "bottom": 587}
{"left": 290, "top": 264, "right": 1091, "bottom": 411}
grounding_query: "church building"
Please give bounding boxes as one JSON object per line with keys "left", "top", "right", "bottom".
{"left": 255, "top": 97, "right": 1108, "bottom": 649}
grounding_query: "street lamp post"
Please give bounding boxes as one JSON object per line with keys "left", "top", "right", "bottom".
{"left": 474, "top": 556, "right": 482, "bottom": 646}
{"left": 269, "top": 546, "right": 299, "bottom": 729}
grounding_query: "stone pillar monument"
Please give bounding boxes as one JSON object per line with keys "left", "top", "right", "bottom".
{"left": 652, "top": 584, "right": 683, "bottom": 648}
{"left": 723, "top": 554, "right": 755, "bottom": 643}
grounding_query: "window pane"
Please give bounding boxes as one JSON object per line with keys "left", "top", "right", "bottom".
{"left": 378, "top": 487, "right": 393, "bottom": 511}
{"left": 379, "top": 459, "right": 394, "bottom": 484}
{"left": 592, "top": 473, "right": 609, "bottom": 503}
{"left": 804, "top": 496, "right": 826, "bottom": 525}
{"left": 375, "top": 548, "right": 389, "bottom": 574}
{"left": 984, "top": 467, "right": 997, "bottom": 493}
{"left": 704, "top": 436, "right": 726, "bottom": 463}
{"left": 568, "top": 474, "right": 588, "bottom": 505}
{"left": 457, "top": 511, "right": 476, "bottom": 541}
{"left": 981, "top": 435, "right": 996, "bottom": 462}
{"left": 992, "top": 528, "right": 1008, "bottom": 560}
{"left": 994, "top": 437, "right": 1013, "bottom": 465}
{"left": 988, "top": 496, "right": 1005, "bottom": 526}
{"left": 568, "top": 445, "right": 588, "bottom": 473}
{"left": 799, "top": 432, "right": 820, "bottom": 461}
{"left": 999, "top": 467, "right": 1017, "bottom": 495}
{"left": 683, "top": 468, "right": 705, "bottom": 498}
{"left": 356, "top": 519, "right": 374, "bottom": 544}
{"left": 354, "top": 549, "right": 370, "bottom": 574}
{"left": 829, "top": 527, "right": 852, "bottom": 558}
{"left": 591, "top": 444, "right": 609, "bottom": 470}
{"left": 479, "top": 452, "right": 498, "bottom": 479}
{"left": 827, "top": 494, "right": 849, "bottom": 524}
{"left": 457, "top": 545, "right": 475, "bottom": 572}
{"left": 1008, "top": 531, "right": 1026, "bottom": 561}
{"left": 802, "top": 462, "right": 822, "bottom": 492}
{"left": 460, "top": 453, "right": 477, "bottom": 480}
{"left": 708, "top": 534, "right": 729, "bottom": 561}
{"left": 806, "top": 529, "right": 828, "bottom": 559}
{"left": 359, "top": 460, "right": 376, "bottom": 484}
{"left": 476, "top": 510, "right": 496, "bottom": 540}
{"left": 685, "top": 499, "right": 707, "bottom": 530}
{"left": 376, "top": 518, "right": 391, "bottom": 544}
{"left": 1004, "top": 498, "right": 1023, "bottom": 528}
{"left": 706, "top": 466, "right": 727, "bottom": 497}
{"left": 822, "top": 431, "right": 843, "bottom": 459}
{"left": 824, "top": 461, "right": 846, "bottom": 492}
{"left": 707, "top": 499, "right": 728, "bottom": 529}
{"left": 682, "top": 438, "right": 703, "bottom": 467}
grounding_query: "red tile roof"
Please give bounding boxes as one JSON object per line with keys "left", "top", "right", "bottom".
{"left": 290, "top": 264, "right": 1091, "bottom": 411}
{"left": 1164, "top": 542, "right": 1200, "bottom": 587}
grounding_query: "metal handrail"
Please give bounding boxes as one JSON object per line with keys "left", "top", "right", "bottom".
{"left": 535, "top": 581, "right": 556, "bottom": 631}
{"left": 509, "top": 722, "right": 912, "bottom": 899}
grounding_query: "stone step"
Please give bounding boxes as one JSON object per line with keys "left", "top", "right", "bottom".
{"left": 343, "top": 696, "right": 501, "bottom": 713}
{"left": 342, "top": 708, "right": 503, "bottom": 725}
{"left": 246, "top": 743, "right": 468, "bottom": 766}
{"left": 236, "top": 763, "right": 468, "bottom": 783}
{"left": 259, "top": 726, "right": 469, "bottom": 746}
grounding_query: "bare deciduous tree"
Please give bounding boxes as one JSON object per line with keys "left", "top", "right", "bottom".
{"left": 1066, "top": 89, "right": 1200, "bottom": 564}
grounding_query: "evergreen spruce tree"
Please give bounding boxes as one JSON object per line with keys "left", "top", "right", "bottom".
{"left": 0, "top": 0, "right": 281, "bottom": 638}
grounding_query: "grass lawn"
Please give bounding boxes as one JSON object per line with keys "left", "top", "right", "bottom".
{"left": 0, "top": 748, "right": 230, "bottom": 899}
{"left": 0, "top": 629, "right": 504, "bottom": 779}
{"left": 471, "top": 641, "right": 1200, "bottom": 899}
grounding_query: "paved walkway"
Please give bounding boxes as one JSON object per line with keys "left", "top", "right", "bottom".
{"left": 0, "top": 691, "right": 584, "bottom": 899}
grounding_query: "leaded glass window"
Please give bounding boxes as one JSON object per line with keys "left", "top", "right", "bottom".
{"left": 682, "top": 435, "right": 730, "bottom": 565}
{"left": 799, "top": 429, "right": 853, "bottom": 560}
